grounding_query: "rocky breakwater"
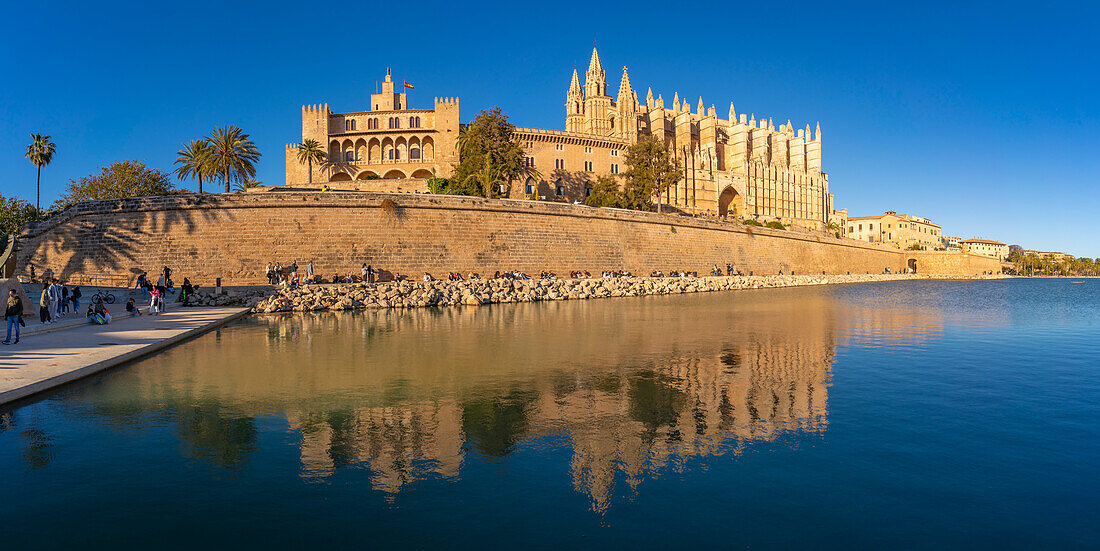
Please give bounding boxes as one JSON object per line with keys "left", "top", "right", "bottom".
{"left": 252, "top": 273, "right": 946, "bottom": 313}
{"left": 190, "top": 288, "right": 270, "bottom": 308}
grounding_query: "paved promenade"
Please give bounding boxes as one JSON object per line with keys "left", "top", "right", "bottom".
{"left": 0, "top": 307, "right": 250, "bottom": 406}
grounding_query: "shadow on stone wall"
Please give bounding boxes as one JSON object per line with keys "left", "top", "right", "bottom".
{"left": 18, "top": 194, "right": 224, "bottom": 284}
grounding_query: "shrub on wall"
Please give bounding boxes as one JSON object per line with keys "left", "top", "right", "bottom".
{"left": 766, "top": 221, "right": 786, "bottom": 230}
{"left": 743, "top": 220, "right": 763, "bottom": 227}
{"left": 52, "top": 160, "right": 177, "bottom": 210}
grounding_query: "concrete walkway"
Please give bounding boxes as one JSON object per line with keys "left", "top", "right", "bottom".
{"left": 0, "top": 307, "right": 250, "bottom": 406}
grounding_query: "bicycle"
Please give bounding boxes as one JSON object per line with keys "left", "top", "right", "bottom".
{"left": 90, "top": 289, "right": 117, "bottom": 304}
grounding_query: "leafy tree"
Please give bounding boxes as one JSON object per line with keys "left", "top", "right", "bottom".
{"left": 173, "top": 139, "right": 213, "bottom": 193}
{"left": 743, "top": 219, "right": 763, "bottom": 227}
{"left": 453, "top": 107, "right": 536, "bottom": 198}
{"left": 620, "top": 136, "right": 681, "bottom": 212}
{"left": 766, "top": 221, "right": 786, "bottom": 230}
{"left": 0, "top": 194, "right": 36, "bottom": 235}
{"left": 296, "top": 139, "right": 326, "bottom": 185}
{"left": 907, "top": 243, "right": 923, "bottom": 251}
{"left": 53, "top": 160, "right": 175, "bottom": 210}
{"left": 583, "top": 175, "right": 623, "bottom": 208}
{"left": 25, "top": 133, "right": 56, "bottom": 218}
{"left": 206, "top": 125, "right": 261, "bottom": 192}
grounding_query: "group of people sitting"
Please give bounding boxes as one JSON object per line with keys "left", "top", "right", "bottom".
{"left": 603, "top": 270, "right": 635, "bottom": 278}
{"left": 712, "top": 264, "right": 747, "bottom": 276}
{"left": 568, "top": 271, "right": 593, "bottom": 279}
{"left": 492, "top": 271, "right": 531, "bottom": 280}
{"left": 443, "top": 272, "right": 481, "bottom": 281}
{"left": 650, "top": 270, "right": 699, "bottom": 278}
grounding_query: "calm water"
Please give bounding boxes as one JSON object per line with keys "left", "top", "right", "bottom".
{"left": 2, "top": 279, "right": 1098, "bottom": 549}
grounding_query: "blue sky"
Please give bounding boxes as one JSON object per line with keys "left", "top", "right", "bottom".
{"left": 2, "top": 1, "right": 1098, "bottom": 256}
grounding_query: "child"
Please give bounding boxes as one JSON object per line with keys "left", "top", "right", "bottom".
{"left": 126, "top": 298, "right": 142, "bottom": 317}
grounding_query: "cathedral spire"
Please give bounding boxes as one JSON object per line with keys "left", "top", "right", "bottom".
{"left": 569, "top": 67, "right": 581, "bottom": 95}
{"left": 672, "top": 92, "right": 680, "bottom": 113}
{"left": 815, "top": 122, "right": 821, "bottom": 140}
{"left": 729, "top": 102, "right": 736, "bottom": 122}
{"left": 617, "top": 66, "right": 633, "bottom": 103}
{"left": 697, "top": 97, "right": 705, "bottom": 116}
{"left": 585, "top": 47, "right": 606, "bottom": 97}
{"left": 646, "top": 87, "right": 653, "bottom": 107}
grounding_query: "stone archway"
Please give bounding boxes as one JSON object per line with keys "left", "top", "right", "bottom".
{"left": 718, "top": 186, "right": 740, "bottom": 217}
{"left": 908, "top": 258, "right": 918, "bottom": 273}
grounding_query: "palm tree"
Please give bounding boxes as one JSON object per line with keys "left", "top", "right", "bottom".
{"left": 25, "top": 133, "right": 56, "bottom": 219}
{"left": 296, "top": 139, "right": 326, "bottom": 185}
{"left": 205, "top": 125, "right": 261, "bottom": 192}
{"left": 173, "top": 139, "right": 213, "bottom": 193}
{"left": 464, "top": 157, "right": 505, "bottom": 199}
{"left": 232, "top": 176, "right": 263, "bottom": 193}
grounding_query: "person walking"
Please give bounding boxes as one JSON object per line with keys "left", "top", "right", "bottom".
{"left": 156, "top": 273, "right": 168, "bottom": 312}
{"left": 48, "top": 279, "right": 61, "bottom": 322}
{"left": 149, "top": 286, "right": 161, "bottom": 315}
{"left": 39, "top": 283, "right": 51, "bottom": 324}
{"left": 4, "top": 288, "right": 24, "bottom": 345}
{"left": 367, "top": 264, "right": 375, "bottom": 284}
{"left": 60, "top": 285, "right": 70, "bottom": 315}
{"left": 136, "top": 272, "right": 149, "bottom": 298}
{"left": 306, "top": 261, "right": 314, "bottom": 283}
{"left": 71, "top": 286, "right": 82, "bottom": 312}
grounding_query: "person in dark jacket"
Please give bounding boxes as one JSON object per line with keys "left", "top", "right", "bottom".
{"left": 4, "top": 289, "right": 24, "bottom": 344}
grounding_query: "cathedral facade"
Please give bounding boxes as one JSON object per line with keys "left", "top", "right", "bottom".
{"left": 286, "top": 49, "right": 840, "bottom": 230}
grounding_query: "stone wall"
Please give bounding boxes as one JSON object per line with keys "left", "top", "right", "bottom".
{"left": 16, "top": 192, "right": 905, "bottom": 286}
{"left": 905, "top": 251, "right": 1004, "bottom": 275}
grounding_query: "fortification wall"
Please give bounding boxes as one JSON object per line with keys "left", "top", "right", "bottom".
{"left": 906, "top": 251, "right": 1003, "bottom": 275}
{"left": 16, "top": 192, "right": 905, "bottom": 285}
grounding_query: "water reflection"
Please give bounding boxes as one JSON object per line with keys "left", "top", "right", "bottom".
{"left": 46, "top": 287, "right": 851, "bottom": 511}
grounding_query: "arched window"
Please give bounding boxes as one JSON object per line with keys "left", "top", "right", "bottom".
{"left": 345, "top": 151, "right": 353, "bottom": 162}
{"left": 410, "top": 147, "right": 421, "bottom": 160}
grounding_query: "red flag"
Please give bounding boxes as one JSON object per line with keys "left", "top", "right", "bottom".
{"left": 403, "top": 81, "right": 414, "bottom": 89}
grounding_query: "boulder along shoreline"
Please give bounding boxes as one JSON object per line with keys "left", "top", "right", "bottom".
{"left": 246, "top": 273, "right": 1007, "bottom": 313}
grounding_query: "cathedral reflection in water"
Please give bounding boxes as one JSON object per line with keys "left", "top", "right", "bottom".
{"left": 52, "top": 285, "right": 947, "bottom": 512}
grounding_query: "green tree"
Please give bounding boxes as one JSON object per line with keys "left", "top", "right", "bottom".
{"left": 621, "top": 136, "right": 681, "bottom": 212}
{"left": 25, "top": 133, "right": 56, "bottom": 219}
{"left": 53, "top": 160, "right": 175, "bottom": 210}
{"left": 453, "top": 107, "right": 535, "bottom": 198}
{"left": 0, "top": 194, "right": 37, "bottom": 235}
{"left": 583, "top": 175, "right": 623, "bottom": 208}
{"left": 296, "top": 139, "right": 326, "bottom": 185}
{"left": 173, "top": 139, "right": 213, "bottom": 193}
{"left": 206, "top": 125, "right": 261, "bottom": 193}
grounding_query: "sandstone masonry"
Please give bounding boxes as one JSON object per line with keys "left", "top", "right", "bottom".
{"left": 16, "top": 192, "right": 909, "bottom": 287}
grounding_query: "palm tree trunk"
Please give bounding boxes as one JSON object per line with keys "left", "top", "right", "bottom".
{"left": 308, "top": 159, "right": 312, "bottom": 185}
{"left": 198, "top": 174, "right": 203, "bottom": 194}
{"left": 35, "top": 165, "right": 41, "bottom": 220}
{"left": 225, "top": 169, "right": 230, "bottom": 193}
